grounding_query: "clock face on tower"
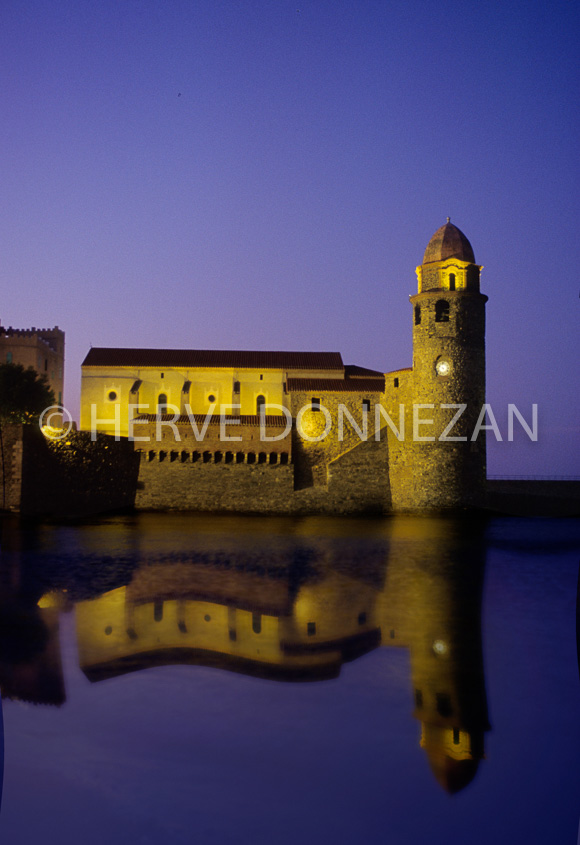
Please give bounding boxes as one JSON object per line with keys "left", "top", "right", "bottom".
{"left": 436, "top": 359, "right": 451, "bottom": 376}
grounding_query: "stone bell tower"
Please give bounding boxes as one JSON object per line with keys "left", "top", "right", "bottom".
{"left": 406, "top": 220, "right": 488, "bottom": 510}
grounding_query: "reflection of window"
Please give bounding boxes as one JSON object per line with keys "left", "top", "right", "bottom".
{"left": 233, "top": 380, "right": 240, "bottom": 394}
{"left": 108, "top": 391, "right": 117, "bottom": 401}
{"left": 6, "top": 352, "right": 12, "bottom": 363}
{"left": 453, "top": 727, "right": 460, "bottom": 745}
{"left": 158, "top": 393, "right": 168, "bottom": 413}
{"left": 311, "top": 397, "right": 320, "bottom": 412}
{"left": 208, "top": 394, "right": 216, "bottom": 403}
{"left": 415, "top": 689, "right": 423, "bottom": 708}
{"left": 256, "top": 395, "right": 266, "bottom": 415}
{"left": 436, "top": 693, "right": 453, "bottom": 717}
{"left": 307, "top": 622, "right": 316, "bottom": 636}
{"left": 362, "top": 399, "right": 371, "bottom": 412}
{"left": 435, "top": 300, "right": 450, "bottom": 322}
{"left": 252, "top": 613, "right": 262, "bottom": 634}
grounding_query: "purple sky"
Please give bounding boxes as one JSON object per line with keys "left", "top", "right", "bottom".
{"left": 1, "top": 0, "right": 578, "bottom": 475}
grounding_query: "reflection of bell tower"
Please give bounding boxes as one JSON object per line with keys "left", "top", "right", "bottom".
{"left": 406, "top": 220, "right": 488, "bottom": 510}
{"left": 410, "top": 558, "right": 489, "bottom": 794}
{"left": 380, "top": 517, "right": 490, "bottom": 793}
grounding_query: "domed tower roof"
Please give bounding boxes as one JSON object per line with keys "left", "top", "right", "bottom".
{"left": 423, "top": 219, "right": 475, "bottom": 264}
{"left": 426, "top": 752, "right": 480, "bottom": 794}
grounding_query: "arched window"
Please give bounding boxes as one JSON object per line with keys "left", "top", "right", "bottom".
{"left": 157, "top": 393, "right": 168, "bottom": 414}
{"left": 435, "top": 300, "right": 450, "bottom": 323}
{"left": 414, "top": 305, "right": 421, "bottom": 325}
{"left": 448, "top": 273, "right": 456, "bottom": 291}
{"left": 256, "top": 395, "right": 266, "bottom": 415}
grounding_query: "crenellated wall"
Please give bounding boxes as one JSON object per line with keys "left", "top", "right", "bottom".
{"left": 135, "top": 435, "right": 391, "bottom": 515}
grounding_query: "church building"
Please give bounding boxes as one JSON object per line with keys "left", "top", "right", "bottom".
{"left": 80, "top": 221, "right": 487, "bottom": 513}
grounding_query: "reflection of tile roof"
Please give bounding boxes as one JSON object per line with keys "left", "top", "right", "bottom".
{"left": 287, "top": 378, "right": 385, "bottom": 393}
{"left": 82, "top": 347, "right": 344, "bottom": 370}
{"left": 133, "top": 413, "right": 290, "bottom": 427}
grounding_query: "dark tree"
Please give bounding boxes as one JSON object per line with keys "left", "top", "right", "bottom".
{"left": 0, "top": 362, "right": 55, "bottom": 423}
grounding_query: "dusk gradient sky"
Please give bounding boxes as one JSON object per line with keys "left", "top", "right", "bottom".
{"left": 1, "top": 0, "right": 578, "bottom": 475}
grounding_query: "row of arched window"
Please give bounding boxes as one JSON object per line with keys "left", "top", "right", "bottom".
{"left": 156, "top": 393, "right": 267, "bottom": 415}
{"left": 140, "top": 449, "right": 290, "bottom": 465}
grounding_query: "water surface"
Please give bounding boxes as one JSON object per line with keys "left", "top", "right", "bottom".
{"left": 0, "top": 513, "right": 578, "bottom": 844}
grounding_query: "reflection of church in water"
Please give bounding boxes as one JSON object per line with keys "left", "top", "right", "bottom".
{"left": 0, "top": 518, "right": 490, "bottom": 794}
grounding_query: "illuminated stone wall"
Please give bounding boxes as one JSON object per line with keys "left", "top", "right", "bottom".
{"left": 289, "top": 389, "right": 385, "bottom": 489}
{"left": 135, "top": 434, "right": 390, "bottom": 514}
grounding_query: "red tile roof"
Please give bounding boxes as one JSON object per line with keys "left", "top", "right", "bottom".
{"left": 344, "top": 364, "right": 385, "bottom": 378}
{"left": 287, "top": 378, "right": 385, "bottom": 393}
{"left": 82, "top": 347, "right": 344, "bottom": 370}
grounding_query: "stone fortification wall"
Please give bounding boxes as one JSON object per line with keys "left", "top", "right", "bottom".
{"left": 486, "top": 480, "right": 580, "bottom": 517}
{"left": 1, "top": 426, "right": 138, "bottom": 516}
{"left": 135, "top": 435, "right": 391, "bottom": 515}
{"left": 0, "top": 424, "right": 25, "bottom": 510}
{"left": 289, "top": 389, "right": 384, "bottom": 489}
